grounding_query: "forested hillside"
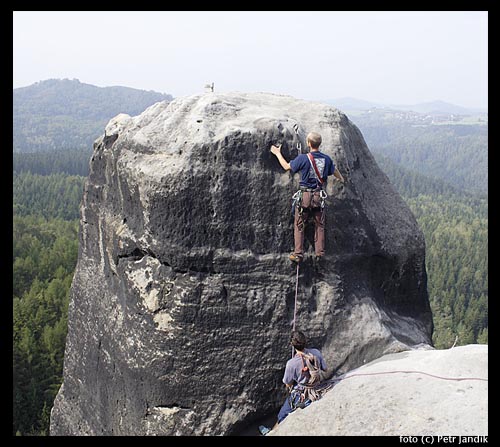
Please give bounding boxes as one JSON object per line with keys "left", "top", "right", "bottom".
{"left": 13, "top": 173, "right": 85, "bottom": 220}
{"left": 13, "top": 78, "right": 172, "bottom": 152}
{"left": 13, "top": 148, "right": 92, "bottom": 176}
{"left": 13, "top": 210, "right": 79, "bottom": 435}
{"left": 354, "top": 117, "right": 488, "bottom": 196}
{"left": 374, "top": 154, "right": 488, "bottom": 347}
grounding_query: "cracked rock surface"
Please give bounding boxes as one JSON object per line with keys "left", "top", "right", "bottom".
{"left": 50, "top": 92, "right": 433, "bottom": 435}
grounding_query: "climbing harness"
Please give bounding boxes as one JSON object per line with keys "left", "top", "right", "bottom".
{"left": 288, "top": 386, "right": 312, "bottom": 411}
{"left": 291, "top": 187, "right": 328, "bottom": 233}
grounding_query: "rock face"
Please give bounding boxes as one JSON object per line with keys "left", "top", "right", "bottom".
{"left": 270, "top": 344, "right": 488, "bottom": 436}
{"left": 50, "top": 92, "right": 433, "bottom": 435}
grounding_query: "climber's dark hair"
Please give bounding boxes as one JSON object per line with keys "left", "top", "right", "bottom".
{"left": 290, "top": 330, "right": 307, "bottom": 351}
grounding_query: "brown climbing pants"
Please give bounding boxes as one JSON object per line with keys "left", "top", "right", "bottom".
{"left": 293, "top": 191, "right": 325, "bottom": 258}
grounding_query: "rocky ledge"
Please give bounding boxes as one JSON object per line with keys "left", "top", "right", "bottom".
{"left": 270, "top": 344, "right": 488, "bottom": 436}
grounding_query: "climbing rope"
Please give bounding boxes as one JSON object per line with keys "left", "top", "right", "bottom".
{"left": 291, "top": 369, "right": 488, "bottom": 409}
{"left": 292, "top": 262, "right": 300, "bottom": 358}
{"left": 341, "top": 369, "right": 488, "bottom": 382}
{"left": 292, "top": 262, "right": 300, "bottom": 331}
{"left": 287, "top": 262, "right": 487, "bottom": 381}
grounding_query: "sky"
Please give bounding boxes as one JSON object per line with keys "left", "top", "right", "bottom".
{"left": 13, "top": 11, "right": 488, "bottom": 109}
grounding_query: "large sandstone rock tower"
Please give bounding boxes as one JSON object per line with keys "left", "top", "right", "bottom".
{"left": 50, "top": 92, "right": 433, "bottom": 435}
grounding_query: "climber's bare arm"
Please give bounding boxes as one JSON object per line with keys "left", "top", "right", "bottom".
{"left": 270, "top": 144, "right": 291, "bottom": 171}
{"left": 333, "top": 167, "right": 345, "bottom": 183}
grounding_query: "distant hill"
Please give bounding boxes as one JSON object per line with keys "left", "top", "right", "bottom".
{"left": 13, "top": 78, "right": 173, "bottom": 152}
{"left": 388, "top": 100, "right": 483, "bottom": 115}
{"left": 323, "top": 99, "right": 488, "bottom": 196}
{"left": 324, "top": 97, "right": 486, "bottom": 115}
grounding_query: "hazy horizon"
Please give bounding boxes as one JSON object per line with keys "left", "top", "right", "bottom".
{"left": 12, "top": 77, "right": 488, "bottom": 113}
{"left": 13, "top": 11, "right": 488, "bottom": 109}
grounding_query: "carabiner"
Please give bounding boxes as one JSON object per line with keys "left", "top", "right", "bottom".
{"left": 320, "top": 189, "right": 328, "bottom": 208}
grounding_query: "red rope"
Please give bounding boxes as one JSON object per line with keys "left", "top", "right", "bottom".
{"left": 342, "top": 370, "right": 488, "bottom": 382}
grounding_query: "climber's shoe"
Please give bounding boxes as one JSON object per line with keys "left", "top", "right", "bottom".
{"left": 289, "top": 253, "right": 303, "bottom": 263}
{"left": 258, "top": 425, "right": 271, "bottom": 436}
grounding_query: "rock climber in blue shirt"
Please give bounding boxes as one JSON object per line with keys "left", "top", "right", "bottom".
{"left": 270, "top": 131, "right": 344, "bottom": 262}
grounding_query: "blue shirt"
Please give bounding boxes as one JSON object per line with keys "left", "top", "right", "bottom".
{"left": 289, "top": 151, "right": 335, "bottom": 189}
{"left": 282, "top": 348, "right": 327, "bottom": 386}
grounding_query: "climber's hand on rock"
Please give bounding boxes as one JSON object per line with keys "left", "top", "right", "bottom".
{"left": 270, "top": 144, "right": 282, "bottom": 156}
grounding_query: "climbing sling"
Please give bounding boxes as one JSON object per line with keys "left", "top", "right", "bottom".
{"left": 306, "top": 153, "right": 328, "bottom": 209}
{"left": 307, "top": 153, "right": 324, "bottom": 187}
